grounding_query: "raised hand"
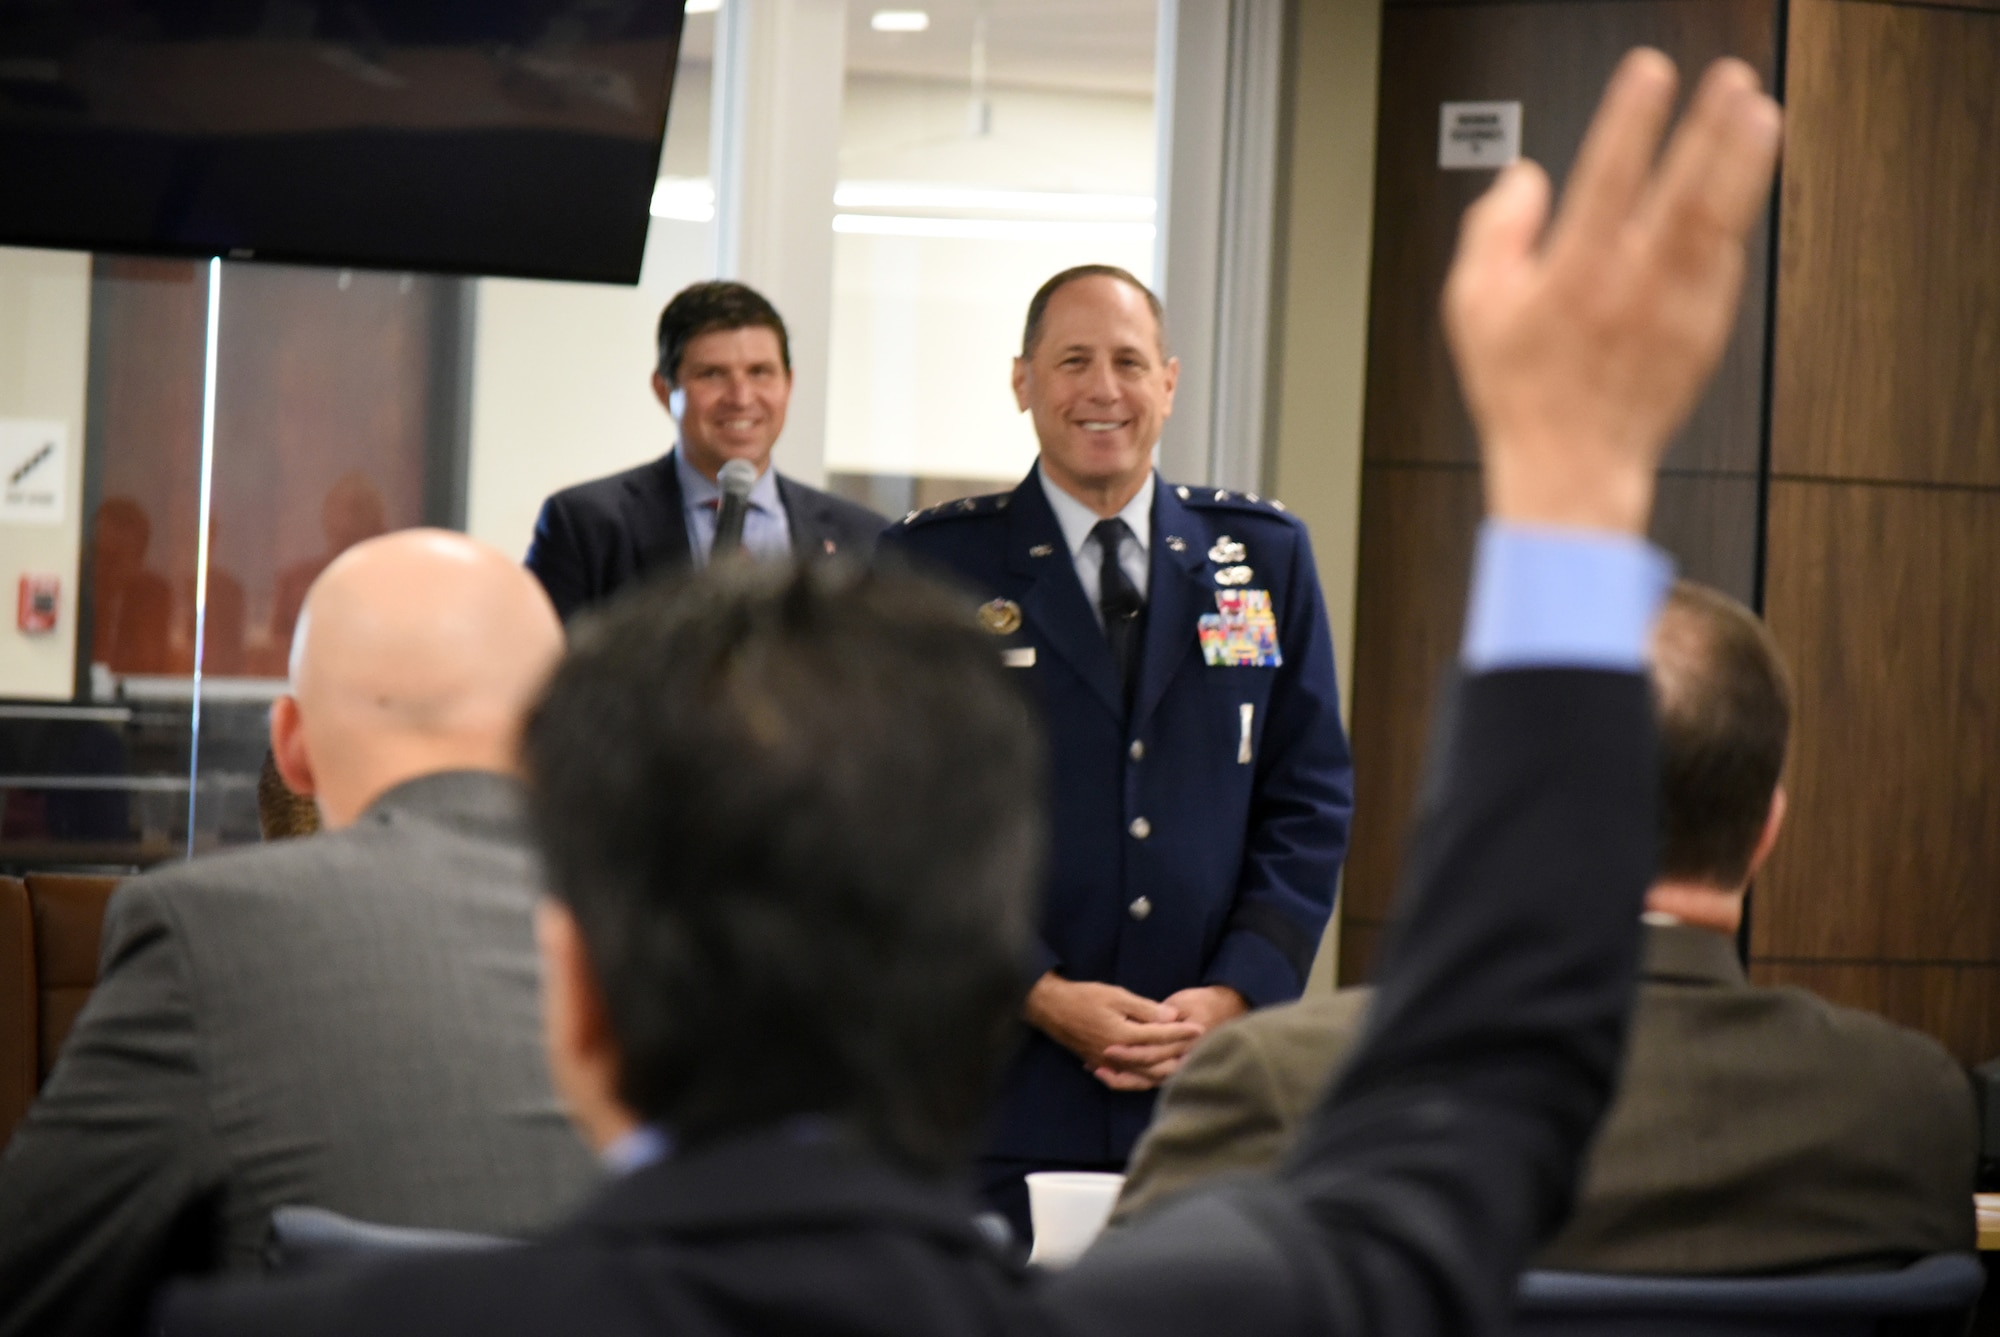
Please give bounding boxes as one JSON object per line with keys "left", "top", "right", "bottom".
{"left": 1444, "top": 49, "right": 1782, "bottom": 536}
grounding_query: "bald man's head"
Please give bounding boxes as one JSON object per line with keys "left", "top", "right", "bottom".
{"left": 270, "top": 529, "right": 564, "bottom": 829}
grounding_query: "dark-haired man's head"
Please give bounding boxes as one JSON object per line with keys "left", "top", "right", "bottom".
{"left": 650, "top": 280, "right": 793, "bottom": 483}
{"left": 1643, "top": 580, "right": 1793, "bottom": 933}
{"left": 1014, "top": 265, "right": 1178, "bottom": 517}
{"left": 525, "top": 563, "right": 1045, "bottom": 1175}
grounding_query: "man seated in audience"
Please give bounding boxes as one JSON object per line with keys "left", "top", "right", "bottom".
{"left": 155, "top": 50, "right": 1782, "bottom": 1337}
{"left": 0, "top": 531, "right": 600, "bottom": 1337}
{"left": 1116, "top": 580, "right": 1977, "bottom": 1272}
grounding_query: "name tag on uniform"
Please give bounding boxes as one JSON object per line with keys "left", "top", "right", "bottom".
{"left": 1003, "top": 647, "right": 1036, "bottom": 668}
{"left": 1198, "top": 590, "right": 1282, "bottom": 668}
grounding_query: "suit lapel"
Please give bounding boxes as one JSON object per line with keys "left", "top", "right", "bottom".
{"left": 776, "top": 473, "right": 834, "bottom": 560}
{"left": 1133, "top": 481, "right": 1208, "bottom": 729}
{"left": 627, "top": 452, "right": 692, "bottom": 573}
{"left": 1006, "top": 474, "right": 1124, "bottom": 722}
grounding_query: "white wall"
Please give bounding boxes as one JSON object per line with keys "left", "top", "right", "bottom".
{"left": 840, "top": 77, "right": 1155, "bottom": 194}
{"left": 0, "top": 247, "right": 92, "bottom": 700}
{"left": 826, "top": 230, "right": 1153, "bottom": 483}
{"left": 826, "top": 76, "right": 1156, "bottom": 484}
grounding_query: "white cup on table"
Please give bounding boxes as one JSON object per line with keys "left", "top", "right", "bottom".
{"left": 1025, "top": 1171, "right": 1125, "bottom": 1269}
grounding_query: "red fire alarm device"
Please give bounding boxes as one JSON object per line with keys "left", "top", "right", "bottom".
{"left": 17, "top": 574, "right": 58, "bottom": 635}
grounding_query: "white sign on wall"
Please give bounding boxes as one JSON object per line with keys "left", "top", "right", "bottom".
{"left": 1439, "top": 102, "right": 1523, "bottom": 170}
{"left": 0, "top": 419, "right": 67, "bottom": 525}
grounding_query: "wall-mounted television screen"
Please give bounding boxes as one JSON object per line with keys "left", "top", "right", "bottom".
{"left": 0, "top": 1, "right": 685, "bottom": 284}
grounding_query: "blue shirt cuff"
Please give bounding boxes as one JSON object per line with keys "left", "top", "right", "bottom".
{"left": 601, "top": 1125, "right": 673, "bottom": 1176}
{"left": 1462, "top": 522, "right": 1674, "bottom": 672}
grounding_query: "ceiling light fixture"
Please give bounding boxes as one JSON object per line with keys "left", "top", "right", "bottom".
{"left": 651, "top": 177, "right": 716, "bottom": 223}
{"left": 870, "top": 10, "right": 930, "bottom": 33}
{"left": 685, "top": 0, "right": 721, "bottom": 14}
{"left": 832, "top": 214, "right": 1155, "bottom": 244}
{"left": 835, "top": 182, "right": 1155, "bottom": 219}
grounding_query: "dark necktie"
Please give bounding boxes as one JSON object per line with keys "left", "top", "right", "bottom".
{"left": 1092, "top": 517, "right": 1144, "bottom": 706}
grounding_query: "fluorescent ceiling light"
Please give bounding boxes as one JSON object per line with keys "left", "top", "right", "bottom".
{"left": 834, "top": 182, "right": 1155, "bottom": 219}
{"left": 685, "top": 0, "right": 721, "bottom": 13}
{"left": 651, "top": 177, "right": 716, "bottom": 222}
{"left": 832, "top": 214, "right": 1156, "bottom": 244}
{"left": 870, "top": 10, "right": 930, "bottom": 32}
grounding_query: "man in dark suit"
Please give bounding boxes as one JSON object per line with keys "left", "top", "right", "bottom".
{"left": 0, "top": 531, "right": 600, "bottom": 1337}
{"left": 1116, "top": 581, "right": 1978, "bottom": 1273}
{"left": 157, "top": 50, "right": 1784, "bottom": 1337}
{"left": 878, "top": 264, "right": 1355, "bottom": 1236}
{"left": 524, "top": 280, "right": 887, "bottom": 621}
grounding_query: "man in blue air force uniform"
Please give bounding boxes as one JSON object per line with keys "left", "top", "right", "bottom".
{"left": 879, "top": 265, "right": 1353, "bottom": 1238}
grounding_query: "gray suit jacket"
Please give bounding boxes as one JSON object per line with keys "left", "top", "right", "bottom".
{"left": 0, "top": 771, "right": 601, "bottom": 1336}
{"left": 1117, "top": 922, "right": 1977, "bottom": 1275}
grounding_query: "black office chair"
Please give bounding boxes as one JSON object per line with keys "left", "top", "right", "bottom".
{"left": 1514, "top": 1253, "right": 1985, "bottom": 1337}
{"left": 265, "top": 1205, "right": 517, "bottom": 1274}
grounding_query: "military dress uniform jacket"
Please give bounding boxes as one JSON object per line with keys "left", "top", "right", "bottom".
{"left": 878, "top": 470, "right": 1354, "bottom": 1163}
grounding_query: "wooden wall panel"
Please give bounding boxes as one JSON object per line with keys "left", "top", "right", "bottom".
{"left": 1342, "top": 465, "right": 1761, "bottom": 970}
{"left": 1345, "top": 464, "right": 1483, "bottom": 929}
{"left": 1651, "top": 474, "right": 1761, "bottom": 607}
{"left": 1337, "top": 921, "right": 1387, "bottom": 990}
{"left": 1750, "top": 0, "right": 2000, "bottom": 1067}
{"left": 1341, "top": 0, "right": 1781, "bottom": 985}
{"left": 1362, "top": 0, "right": 1775, "bottom": 474}
{"left": 1755, "top": 481, "right": 2000, "bottom": 963}
{"left": 1772, "top": 0, "right": 2000, "bottom": 485}
{"left": 1389, "top": 0, "right": 2000, "bottom": 8}
{"left": 1752, "top": 962, "right": 2000, "bottom": 1068}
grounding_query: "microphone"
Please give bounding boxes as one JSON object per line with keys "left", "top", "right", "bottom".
{"left": 712, "top": 458, "right": 757, "bottom": 559}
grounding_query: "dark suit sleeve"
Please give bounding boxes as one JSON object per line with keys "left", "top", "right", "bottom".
{"left": 1049, "top": 668, "right": 1656, "bottom": 1337}
{"left": 1203, "top": 525, "right": 1355, "bottom": 1005}
{"left": 0, "top": 882, "right": 225, "bottom": 1337}
{"left": 523, "top": 495, "right": 594, "bottom": 624}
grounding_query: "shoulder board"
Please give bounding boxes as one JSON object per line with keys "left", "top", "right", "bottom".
{"left": 1170, "top": 484, "right": 1295, "bottom": 519}
{"left": 897, "top": 491, "right": 1014, "bottom": 529}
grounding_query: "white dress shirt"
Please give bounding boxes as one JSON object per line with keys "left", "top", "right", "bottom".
{"left": 675, "top": 449, "right": 793, "bottom": 564}
{"left": 1036, "top": 464, "right": 1153, "bottom": 628}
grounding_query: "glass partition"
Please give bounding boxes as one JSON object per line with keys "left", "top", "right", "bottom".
{"left": 0, "top": 6, "right": 720, "bottom": 874}
{"left": 0, "top": 255, "right": 459, "bottom": 868}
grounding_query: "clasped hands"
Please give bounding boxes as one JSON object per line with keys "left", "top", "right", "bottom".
{"left": 1025, "top": 973, "right": 1246, "bottom": 1092}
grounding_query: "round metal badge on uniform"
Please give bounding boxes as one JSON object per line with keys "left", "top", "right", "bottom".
{"left": 978, "top": 598, "right": 1023, "bottom": 636}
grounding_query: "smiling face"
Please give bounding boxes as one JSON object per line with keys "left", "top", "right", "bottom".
{"left": 653, "top": 324, "right": 793, "bottom": 482}
{"left": 1013, "top": 275, "right": 1178, "bottom": 515}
